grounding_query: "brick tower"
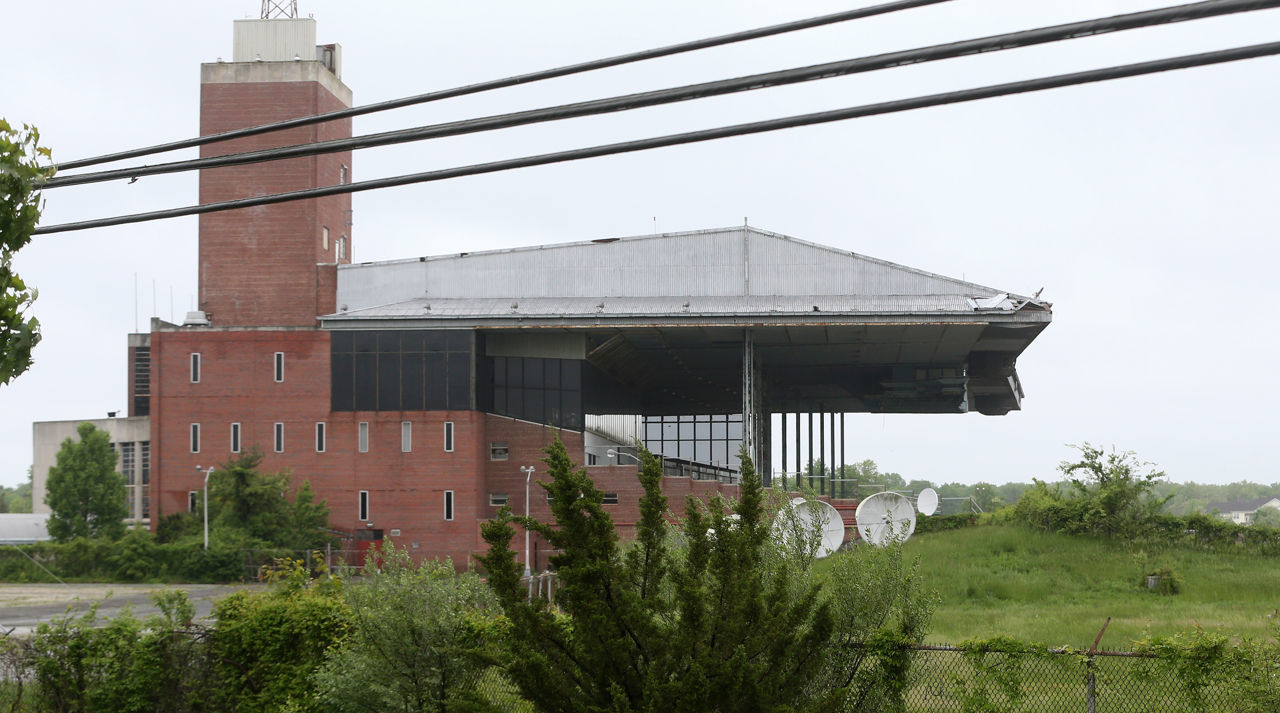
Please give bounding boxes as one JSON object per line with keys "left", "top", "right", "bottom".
{"left": 197, "top": 17, "right": 353, "bottom": 327}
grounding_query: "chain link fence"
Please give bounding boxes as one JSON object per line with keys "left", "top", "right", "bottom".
{"left": 466, "top": 643, "right": 1236, "bottom": 713}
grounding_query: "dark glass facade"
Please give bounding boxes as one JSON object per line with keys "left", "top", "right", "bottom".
{"left": 331, "top": 330, "right": 474, "bottom": 412}
{"left": 643, "top": 414, "right": 743, "bottom": 470}
{"left": 486, "top": 356, "right": 583, "bottom": 430}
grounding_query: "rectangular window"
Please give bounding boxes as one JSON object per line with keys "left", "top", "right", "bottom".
{"left": 489, "top": 493, "right": 508, "bottom": 507}
{"left": 230, "top": 423, "right": 241, "bottom": 453}
{"left": 274, "top": 352, "right": 285, "bottom": 383}
{"left": 190, "top": 353, "right": 200, "bottom": 383}
{"left": 490, "top": 441, "right": 509, "bottom": 461}
{"left": 338, "top": 235, "right": 347, "bottom": 261}
{"left": 188, "top": 491, "right": 197, "bottom": 512}
{"left": 274, "top": 422, "right": 284, "bottom": 453}
{"left": 401, "top": 421, "right": 412, "bottom": 453}
{"left": 340, "top": 164, "right": 349, "bottom": 185}
{"left": 443, "top": 421, "right": 454, "bottom": 452}
{"left": 358, "top": 421, "right": 369, "bottom": 453}
{"left": 322, "top": 226, "right": 330, "bottom": 251}
{"left": 315, "top": 422, "right": 326, "bottom": 453}
{"left": 190, "top": 423, "right": 200, "bottom": 453}
{"left": 444, "top": 490, "right": 454, "bottom": 521}
{"left": 359, "top": 490, "right": 369, "bottom": 521}
{"left": 603, "top": 493, "right": 619, "bottom": 505}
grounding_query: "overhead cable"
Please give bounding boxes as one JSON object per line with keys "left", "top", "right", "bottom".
{"left": 51, "top": 0, "right": 950, "bottom": 171}
{"left": 32, "top": 40, "right": 1280, "bottom": 236}
{"left": 44, "top": 0, "right": 1280, "bottom": 189}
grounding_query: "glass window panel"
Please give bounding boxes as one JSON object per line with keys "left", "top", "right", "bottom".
{"left": 525, "top": 389, "right": 544, "bottom": 424}
{"left": 524, "top": 358, "right": 543, "bottom": 389}
{"left": 662, "top": 422, "right": 678, "bottom": 440}
{"left": 544, "top": 359, "right": 561, "bottom": 389}
{"left": 679, "top": 423, "right": 693, "bottom": 439}
{"left": 507, "top": 358, "right": 522, "bottom": 388}
{"left": 354, "top": 354, "right": 377, "bottom": 411}
{"left": 331, "top": 331, "right": 353, "bottom": 353}
{"left": 727, "top": 421, "right": 743, "bottom": 439}
{"left": 398, "top": 330, "right": 423, "bottom": 352}
{"left": 695, "top": 422, "right": 710, "bottom": 439}
{"left": 446, "top": 330, "right": 471, "bottom": 351}
{"left": 645, "top": 422, "right": 663, "bottom": 440}
{"left": 378, "top": 330, "right": 401, "bottom": 354}
{"left": 507, "top": 384, "right": 523, "bottom": 415}
{"left": 678, "top": 441, "right": 693, "bottom": 460}
{"left": 711, "top": 421, "right": 726, "bottom": 439}
{"left": 680, "top": 415, "right": 694, "bottom": 423}
{"left": 695, "top": 441, "right": 710, "bottom": 463}
{"left": 561, "top": 360, "right": 581, "bottom": 390}
{"left": 401, "top": 354, "right": 425, "bottom": 410}
{"left": 422, "top": 330, "right": 447, "bottom": 352}
{"left": 331, "top": 353, "right": 354, "bottom": 411}
{"left": 354, "top": 331, "right": 377, "bottom": 353}
{"left": 712, "top": 441, "right": 728, "bottom": 465}
{"left": 377, "top": 353, "right": 402, "bottom": 410}
{"left": 492, "top": 356, "right": 507, "bottom": 386}
{"left": 425, "top": 353, "right": 447, "bottom": 409}
{"left": 446, "top": 352, "right": 471, "bottom": 409}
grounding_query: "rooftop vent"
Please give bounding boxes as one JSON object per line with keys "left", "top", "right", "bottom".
{"left": 182, "top": 311, "right": 211, "bottom": 327}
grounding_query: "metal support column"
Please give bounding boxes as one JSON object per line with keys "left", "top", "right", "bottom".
{"left": 818, "top": 410, "right": 826, "bottom": 495}
{"left": 807, "top": 412, "right": 814, "bottom": 490}
{"left": 794, "top": 412, "right": 801, "bottom": 490}
{"left": 780, "top": 414, "right": 787, "bottom": 490}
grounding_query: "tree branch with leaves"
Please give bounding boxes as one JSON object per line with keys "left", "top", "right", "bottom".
{"left": 0, "top": 118, "right": 54, "bottom": 385}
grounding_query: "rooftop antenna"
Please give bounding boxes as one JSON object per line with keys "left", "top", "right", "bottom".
{"left": 261, "top": 0, "right": 299, "bottom": 19}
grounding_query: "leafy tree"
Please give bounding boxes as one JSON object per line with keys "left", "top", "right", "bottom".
{"left": 208, "top": 559, "right": 351, "bottom": 713}
{"left": 479, "top": 438, "right": 933, "bottom": 713}
{"left": 313, "top": 543, "right": 501, "bottom": 713}
{"left": 1059, "top": 443, "right": 1168, "bottom": 537}
{"left": 1250, "top": 506, "right": 1280, "bottom": 529}
{"left": 201, "top": 449, "right": 333, "bottom": 550}
{"left": 45, "top": 422, "right": 128, "bottom": 541}
{"left": 0, "top": 119, "right": 53, "bottom": 385}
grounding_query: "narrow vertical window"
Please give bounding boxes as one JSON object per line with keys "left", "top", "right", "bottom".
{"left": 315, "top": 422, "right": 326, "bottom": 453}
{"left": 190, "top": 353, "right": 200, "bottom": 383}
{"left": 188, "top": 491, "right": 197, "bottom": 512}
{"left": 274, "top": 352, "right": 284, "bottom": 383}
{"left": 444, "top": 490, "right": 454, "bottom": 521}
{"left": 359, "top": 490, "right": 369, "bottom": 521}
{"left": 274, "top": 422, "right": 284, "bottom": 453}
{"left": 443, "top": 421, "right": 454, "bottom": 452}
{"left": 322, "top": 226, "right": 330, "bottom": 251}
{"left": 401, "top": 421, "right": 412, "bottom": 453}
{"left": 230, "top": 422, "right": 241, "bottom": 453}
{"left": 339, "top": 164, "right": 349, "bottom": 185}
{"left": 337, "top": 236, "right": 347, "bottom": 261}
{"left": 190, "top": 423, "right": 200, "bottom": 453}
{"left": 358, "top": 421, "right": 369, "bottom": 453}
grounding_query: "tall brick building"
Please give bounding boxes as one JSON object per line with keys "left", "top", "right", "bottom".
{"left": 35, "top": 15, "right": 1051, "bottom": 568}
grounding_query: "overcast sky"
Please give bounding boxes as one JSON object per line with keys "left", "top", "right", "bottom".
{"left": 3, "top": 0, "right": 1278, "bottom": 490}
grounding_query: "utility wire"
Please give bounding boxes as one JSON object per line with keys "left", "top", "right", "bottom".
{"left": 44, "top": 0, "right": 1280, "bottom": 189}
{"left": 52, "top": 0, "right": 950, "bottom": 171}
{"left": 32, "top": 40, "right": 1280, "bottom": 236}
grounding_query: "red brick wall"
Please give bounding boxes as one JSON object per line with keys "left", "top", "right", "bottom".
{"left": 198, "top": 78, "right": 352, "bottom": 327}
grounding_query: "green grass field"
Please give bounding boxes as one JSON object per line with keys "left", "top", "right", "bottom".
{"left": 890, "top": 524, "right": 1280, "bottom": 648}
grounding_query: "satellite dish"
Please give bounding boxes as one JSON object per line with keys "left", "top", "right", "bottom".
{"left": 917, "top": 488, "right": 939, "bottom": 517}
{"left": 773, "top": 498, "right": 845, "bottom": 558}
{"left": 854, "top": 491, "right": 917, "bottom": 547}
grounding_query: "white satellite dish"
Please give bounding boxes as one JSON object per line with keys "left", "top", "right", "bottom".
{"left": 917, "top": 488, "right": 939, "bottom": 517}
{"left": 773, "top": 498, "right": 845, "bottom": 558}
{"left": 854, "top": 491, "right": 917, "bottom": 547}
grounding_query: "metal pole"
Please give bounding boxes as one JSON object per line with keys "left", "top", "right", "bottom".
{"left": 780, "top": 413, "right": 787, "bottom": 490}
{"left": 520, "top": 466, "right": 535, "bottom": 578}
{"left": 198, "top": 465, "right": 214, "bottom": 550}
{"left": 819, "top": 410, "right": 826, "bottom": 495}
{"left": 839, "top": 413, "right": 845, "bottom": 498}
{"left": 794, "top": 412, "right": 801, "bottom": 490}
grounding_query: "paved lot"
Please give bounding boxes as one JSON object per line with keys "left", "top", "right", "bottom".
{"left": 0, "top": 583, "right": 263, "bottom": 636}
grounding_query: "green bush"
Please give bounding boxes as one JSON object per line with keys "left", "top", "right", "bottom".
{"left": 1142, "top": 567, "right": 1181, "bottom": 595}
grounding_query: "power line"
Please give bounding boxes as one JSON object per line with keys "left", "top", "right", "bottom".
{"left": 32, "top": 41, "right": 1280, "bottom": 236}
{"left": 44, "top": 0, "right": 1280, "bottom": 190}
{"left": 52, "top": 0, "right": 950, "bottom": 172}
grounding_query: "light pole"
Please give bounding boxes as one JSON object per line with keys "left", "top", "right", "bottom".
{"left": 520, "top": 465, "right": 535, "bottom": 577}
{"left": 196, "top": 465, "right": 215, "bottom": 550}
{"left": 607, "top": 448, "right": 641, "bottom": 465}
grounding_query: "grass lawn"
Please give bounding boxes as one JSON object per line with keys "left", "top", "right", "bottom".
{"left": 881, "top": 524, "right": 1280, "bottom": 648}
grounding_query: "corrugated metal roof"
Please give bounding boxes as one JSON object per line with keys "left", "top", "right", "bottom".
{"left": 335, "top": 226, "right": 1049, "bottom": 317}
{"left": 0, "top": 514, "right": 51, "bottom": 544}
